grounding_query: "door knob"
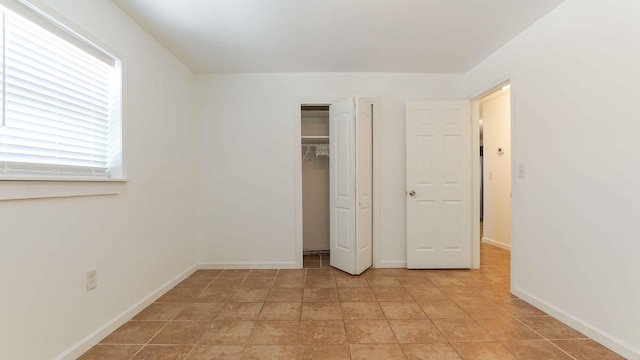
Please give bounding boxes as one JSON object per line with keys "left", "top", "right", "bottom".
{"left": 409, "top": 190, "right": 416, "bottom": 197}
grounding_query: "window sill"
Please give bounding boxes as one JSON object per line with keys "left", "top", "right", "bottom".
{"left": 0, "top": 179, "right": 127, "bottom": 201}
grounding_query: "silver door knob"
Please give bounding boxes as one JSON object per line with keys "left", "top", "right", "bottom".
{"left": 409, "top": 190, "right": 416, "bottom": 197}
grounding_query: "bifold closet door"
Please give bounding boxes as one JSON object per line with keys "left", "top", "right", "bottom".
{"left": 329, "top": 98, "right": 372, "bottom": 275}
{"left": 355, "top": 99, "right": 373, "bottom": 274}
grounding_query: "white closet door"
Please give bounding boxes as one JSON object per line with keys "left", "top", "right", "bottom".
{"left": 329, "top": 97, "right": 372, "bottom": 275}
{"left": 355, "top": 99, "right": 373, "bottom": 274}
{"left": 330, "top": 98, "right": 357, "bottom": 274}
{"left": 406, "top": 100, "right": 471, "bottom": 269}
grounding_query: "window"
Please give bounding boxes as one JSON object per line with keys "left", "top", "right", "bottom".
{"left": 0, "top": 1, "right": 122, "bottom": 180}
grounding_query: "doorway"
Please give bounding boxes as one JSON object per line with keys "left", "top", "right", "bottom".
{"left": 471, "top": 80, "right": 514, "bottom": 275}
{"left": 294, "top": 98, "right": 380, "bottom": 274}
{"left": 479, "top": 85, "right": 512, "bottom": 251}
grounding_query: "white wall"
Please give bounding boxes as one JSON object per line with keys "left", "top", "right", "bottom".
{"left": 302, "top": 153, "right": 330, "bottom": 252}
{"left": 481, "top": 91, "right": 511, "bottom": 249}
{"left": 194, "top": 73, "right": 465, "bottom": 268}
{"left": 466, "top": 0, "right": 640, "bottom": 357}
{"left": 0, "top": 1, "right": 197, "bottom": 359}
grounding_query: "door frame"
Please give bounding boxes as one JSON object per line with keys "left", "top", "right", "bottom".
{"left": 294, "top": 97, "right": 382, "bottom": 270}
{"left": 469, "top": 76, "right": 516, "bottom": 289}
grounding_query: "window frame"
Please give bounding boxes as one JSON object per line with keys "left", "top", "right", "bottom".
{"left": 0, "top": 0, "right": 126, "bottom": 184}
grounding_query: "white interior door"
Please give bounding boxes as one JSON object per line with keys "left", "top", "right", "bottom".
{"left": 406, "top": 100, "right": 471, "bottom": 269}
{"left": 330, "top": 98, "right": 372, "bottom": 275}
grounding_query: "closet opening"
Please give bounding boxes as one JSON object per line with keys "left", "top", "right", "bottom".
{"left": 301, "top": 105, "right": 331, "bottom": 267}
{"left": 296, "top": 98, "right": 377, "bottom": 275}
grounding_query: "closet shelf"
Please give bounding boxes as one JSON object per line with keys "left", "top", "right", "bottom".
{"left": 302, "top": 135, "right": 329, "bottom": 144}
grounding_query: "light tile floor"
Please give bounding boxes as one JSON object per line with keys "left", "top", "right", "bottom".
{"left": 79, "top": 244, "right": 624, "bottom": 359}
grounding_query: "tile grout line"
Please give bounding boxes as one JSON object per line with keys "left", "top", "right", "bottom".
{"left": 179, "top": 309, "right": 209, "bottom": 360}
{"left": 402, "top": 269, "right": 522, "bottom": 359}
{"left": 135, "top": 280, "right": 209, "bottom": 360}
{"left": 209, "top": 270, "right": 246, "bottom": 358}
{"left": 134, "top": 269, "right": 222, "bottom": 360}
{"left": 510, "top": 315, "right": 579, "bottom": 360}
{"left": 125, "top": 319, "right": 173, "bottom": 360}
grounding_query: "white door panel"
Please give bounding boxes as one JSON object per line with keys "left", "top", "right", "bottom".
{"left": 406, "top": 100, "right": 471, "bottom": 269}
{"left": 330, "top": 98, "right": 356, "bottom": 274}
{"left": 330, "top": 98, "right": 372, "bottom": 275}
{"left": 356, "top": 99, "right": 373, "bottom": 274}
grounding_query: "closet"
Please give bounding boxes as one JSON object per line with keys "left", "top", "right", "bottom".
{"left": 299, "top": 98, "right": 373, "bottom": 275}
{"left": 301, "top": 106, "right": 330, "bottom": 254}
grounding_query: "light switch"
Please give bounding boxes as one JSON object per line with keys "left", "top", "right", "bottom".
{"left": 518, "top": 165, "right": 526, "bottom": 179}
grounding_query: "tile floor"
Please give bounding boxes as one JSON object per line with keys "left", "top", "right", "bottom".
{"left": 302, "top": 253, "right": 331, "bottom": 269}
{"left": 79, "top": 244, "right": 624, "bottom": 359}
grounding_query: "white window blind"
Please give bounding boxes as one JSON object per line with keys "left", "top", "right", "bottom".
{"left": 0, "top": 3, "right": 121, "bottom": 180}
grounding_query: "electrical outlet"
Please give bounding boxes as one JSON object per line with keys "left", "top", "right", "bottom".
{"left": 87, "top": 269, "right": 97, "bottom": 291}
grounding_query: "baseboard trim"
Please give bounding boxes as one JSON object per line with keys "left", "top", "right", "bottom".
{"left": 513, "top": 287, "right": 640, "bottom": 360}
{"left": 199, "top": 261, "right": 297, "bottom": 269}
{"left": 376, "top": 260, "right": 407, "bottom": 268}
{"left": 482, "top": 236, "right": 511, "bottom": 251}
{"left": 54, "top": 264, "right": 197, "bottom": 360}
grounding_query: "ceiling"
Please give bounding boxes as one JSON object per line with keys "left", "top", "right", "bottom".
{"left": 112, "top": 0, "right": 565, "bottom": 74}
